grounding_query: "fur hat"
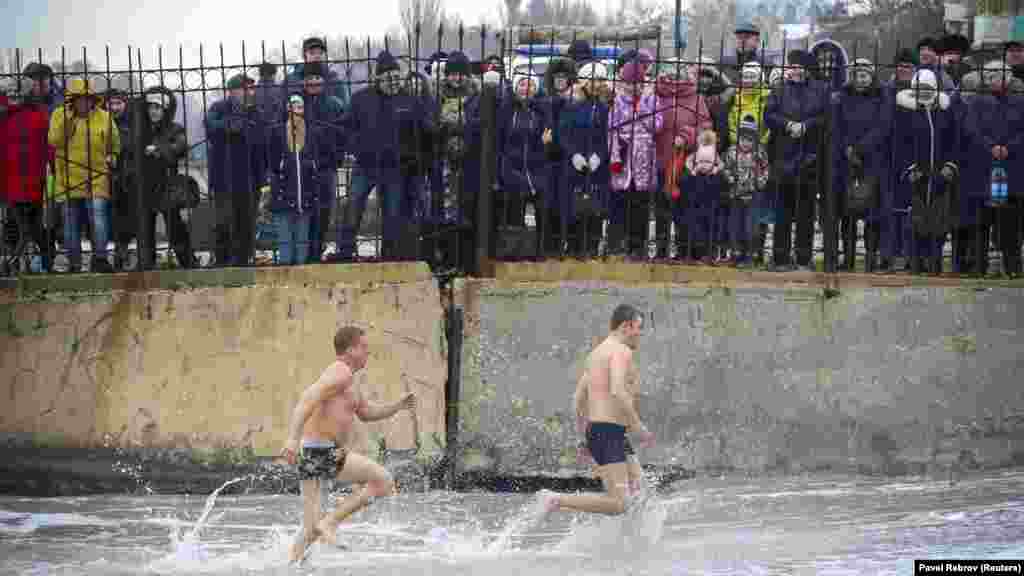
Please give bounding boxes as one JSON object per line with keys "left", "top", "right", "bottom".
{"left": 741, "top": 62, "right": 762, "bottom": 85}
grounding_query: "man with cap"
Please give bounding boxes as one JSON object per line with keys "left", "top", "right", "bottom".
{"left": 1005, "top": 40, "right": 1024, "bottom": 83}
{"left": 338, "top": 51, "right": 430, "bottom": 261}
{"left": 938, "top": 33, "right": 972, "bottom": 88}
{"left": 719, "top": 21, "right": 777, "bottom": 85}
{"left": 205, "top": 73, "right": 266, "bottom": 267}
{"left": 288, "top": 37, "right": 351, "bottom": 109}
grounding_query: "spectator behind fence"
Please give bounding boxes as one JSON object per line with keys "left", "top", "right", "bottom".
{"left": 103, "top": 88, "right": 137, "bottom": 270}
{"left": 722, "top": 115, "right": 769, "bottom": 267}
{"left": 608, "top": 49, "right": 661, "bottom": 258}
{"left": 765, "top": 49, "right": 825, "bottom": 272}
{"left": 205, "top": 73, "right": 265, "bottom": 267}
{"left": 654, "top": 58, "right": 712, "bottom": 260}
{"left": 288, "top": 37, "right": 350, "bottom": 262}
{"left": 494, "top": 66, "right": 545, "bottom": 245}
{"left": 891, "top": 69, "right": 959, "bottom": 275}
{"left": 963, "top": 61, "right": 1024, "bottom": 277}
{"left": 561, "top": 60, "right": 611, "bottom": 257}
{"left": 48, "top": 78, "right": 119, "bottom": 273}
{"left": 22, "top": 62, "right": 63, "bottom": 114}
{"left": 401, "top": 70, "right": 438, "bottom": 225}
{"left": 937, "top": 33, "right": 972, "bottom": 90}
{"left": 886, "top": 49, "right": 918, "bottom": 95}
{"left": 282, "top": 62, "right": 345, "bottom": 263}
{"left": 830, "top": 58, "right": 890, "bottom": 272}
{"left": 338, "top": 51, "right": 427, "bottom": 261}
{"left": 135, "top": 87, "right": 194, "bottom": 270}
{"left": 538, "top": 57, "right": 576, "bottom": 255}
{"left": 268, "top": 94, "right": 320, "bottom": 265}
{"left": 720, "top": 61, "right": 770, "bottom": 263}
{"left": 1, "top": 75, "right": 51, "bottom": 273}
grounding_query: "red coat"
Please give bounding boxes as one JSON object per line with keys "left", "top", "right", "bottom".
{"left": 1, "top": 95, "right": 51, "bottom": 204}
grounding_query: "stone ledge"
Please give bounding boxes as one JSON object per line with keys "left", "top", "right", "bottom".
{"left": 492, "top": 260, "right": 1024, "bottom": 290}
{"left": 0, "top": 261, "right": 434, "bottom": 296}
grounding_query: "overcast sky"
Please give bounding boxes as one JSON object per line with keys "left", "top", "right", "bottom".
{"left": 1, "top": 0, "right": 505, "bottom": 67}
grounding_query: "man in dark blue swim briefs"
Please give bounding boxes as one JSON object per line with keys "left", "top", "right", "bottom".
{"left": 537, "top": 304, "right": 655, "bottom": 517}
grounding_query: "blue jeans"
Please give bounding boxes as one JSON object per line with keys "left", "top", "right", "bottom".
{"left": 62, "top": 198, "right": 110, "bottom": 269}
{"left": 273, "top": 211, "right": 312, "bottom": 265}
{"left": 337, "top": 168, "right": 408, "bottom": 259}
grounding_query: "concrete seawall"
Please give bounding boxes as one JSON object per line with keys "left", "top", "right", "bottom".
{"left": 3, "top": 260, "right": 1024, "bottom": 495}
{"left": 0, "top": 263, "right": 447, "bottom": 462}
{"left": 454, "top": 262, "right": 1024, "bottom": 478}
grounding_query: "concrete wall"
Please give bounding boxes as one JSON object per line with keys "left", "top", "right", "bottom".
{"left": 0, "top": 263, "right": 447, "bottom": 458}
{"left": 454, "top": 262, "right": 1024, "bottom": 476}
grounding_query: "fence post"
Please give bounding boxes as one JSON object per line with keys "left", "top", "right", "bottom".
{"left": 475, "top": 83, "right": 497, "bottom": 277}
{"left": 823, "top": 109, "right": 837, "bottom": 274}
{"left": 444, "top": 304, "right": 464, "bottom": 489}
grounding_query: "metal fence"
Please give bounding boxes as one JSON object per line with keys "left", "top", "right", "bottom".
{"left": 2, "top": 24, "right": 1022, "bottom": 278}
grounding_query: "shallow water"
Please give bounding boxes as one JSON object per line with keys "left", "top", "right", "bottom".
{"left": 1, "top": 470, "right": 1023, "bottom": 575}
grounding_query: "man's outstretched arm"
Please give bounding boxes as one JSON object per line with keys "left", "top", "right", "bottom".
{"left": 356, "top": 392, "right": 417, "bottom": 422}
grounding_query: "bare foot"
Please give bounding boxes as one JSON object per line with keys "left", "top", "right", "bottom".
{"left": 288, "top": 526, "right": 322, "bottom": 564}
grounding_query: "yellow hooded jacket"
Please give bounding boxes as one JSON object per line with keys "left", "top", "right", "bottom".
{"left": 48, "top": 78, "right": 120, "bottom": 201}
{"left": 725, "top": 85, "right": 772, "bottom": 147}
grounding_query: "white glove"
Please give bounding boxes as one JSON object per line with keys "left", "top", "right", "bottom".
{"left": 572, "top": 153, "right": 587, "bottom": 173}
{"left": 588, "top": 153, "right": 601, "bottom": 172}
{"left": 789, "top": 122, "right": 805, "bottom": 138}
{"left": 940, "top": 165, "right": 956, "bottom": 181}
{"left": 145, "top": 144, "right": 158, "bottom": 156}
{"left": 179, "top": 208, "right": 190, "bottom": 224}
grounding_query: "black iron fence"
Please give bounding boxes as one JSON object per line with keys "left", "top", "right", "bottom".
{"left": 2, "top": 24, "right": 1022, "bottom": 278}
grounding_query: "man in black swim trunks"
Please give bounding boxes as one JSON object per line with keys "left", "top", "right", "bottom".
{"left": 280, "top": 325, "right": 417, "bottom": 562}
{"left": 538, "top": 304, "right": 654, "bottom": 516}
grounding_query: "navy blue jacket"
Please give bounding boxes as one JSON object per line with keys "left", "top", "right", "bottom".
{"left": 830, "top": 83, "right": 892, "bottom": 218}
{"left": 496, "top": 96, "right": 546, "bottom": 196}
{"left": 962, "top": 92, "right": 1024, "bottom": 203}
{"left": 556, "top": 98, "right": 610, "bottom": 209}
{"left": 205, "top": 97, "right": 267, "bottom": 197}
{"left": 268, "top": 99, "right": 344, "bottom": 214}
{"left": 765, "top": 80, "right": 827, "bottom": 178}
{"left": 888, "top": 88, "right": 960, "bottom": 219}
{"left": 343, "top": 85, "right": 433, "bottom": 181}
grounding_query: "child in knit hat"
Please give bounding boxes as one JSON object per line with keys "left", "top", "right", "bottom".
{"left": 722, "top": 114, "right": 770, "bottom": 267}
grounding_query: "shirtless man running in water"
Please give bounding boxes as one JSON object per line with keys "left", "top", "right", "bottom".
{"left": 280, "top": 325, "right": 416, "bottom": 563}
{"left": 539, "top": 304, "right": 654, "bottom": 517}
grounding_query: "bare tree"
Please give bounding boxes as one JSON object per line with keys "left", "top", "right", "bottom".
{"left": 818, "top": 0, "right": 944, "bottom": 65}
{"left": 401, "top": 0, "right": 445, "bottom": 46}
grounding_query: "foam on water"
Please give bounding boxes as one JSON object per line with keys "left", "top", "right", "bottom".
{"left": 0, "top": 510, "right": 116, "bottom": 534}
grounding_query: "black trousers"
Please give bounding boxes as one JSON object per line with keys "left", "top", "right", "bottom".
{"left": 143, "top": 207, "right": 194, "bottom": 269}
{"left": 608, "top": 188, "right": 652, "bottom": 258}
{"left": 773, "top": 172, "right": 816, "bottom": 267}
{"left": 214, "top": 188, "right": 255, "bottom": 267}
{"left": 839, "top": 213, "right": 880, "bottom": 271}
{"left": 989, "top": 203, "right": 1022, "bottom": 275}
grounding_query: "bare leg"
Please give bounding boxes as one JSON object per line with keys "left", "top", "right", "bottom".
{"left": 544, "top": 462, "right": 629, "bottom": 516}
{"left": 288, "top": 478, "right": 322, "bottom": 563}
{"left": 626, "top": 457, "right": 644, "bottom": 497}
{"left": 317, "top": 452, "right": 395, "bottom": 546}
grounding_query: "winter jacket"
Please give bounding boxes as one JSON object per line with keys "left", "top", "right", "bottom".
{"left": 608, "top": 90, "right": 662, "bottom": 192}
{"left": 496, "top": 96, "right": 546, "bottom": 196}
{"left": 343, "top": 84, "right": 431, "bottom": 181}
{"left": 137, "top": 87, "right": 189, "bottom": 211}
{"left": 654, "top": 76, "right": 712, "bottom": 167}
{"left": 0, "top": 96, "right": 50, "bottom": 204}
{"left": 205, "top": 95, "right": 267, "bottom": 197}
{"left": 830, "top": 82, "right": 892, "bottom": 218}
{"left": 765, "top": 79, "right": 827, "bottom": 179}
{"left": 962, "top": 91, "right": 1024, "bottom": 203}
{"left": 722, "top": 85, "right": 771, "bottom": 150}
{"left": 890, "top": 87, "right": 960, "bottom": 234}
{"left": 722, "top": 144, "right": 769, "bottom": 201}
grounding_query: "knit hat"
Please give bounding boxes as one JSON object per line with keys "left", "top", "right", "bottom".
{"left": 302, "top": 37, "right": 327, "bottom": 53}
{"left": 618, "top": 49, "right": 653, "bottom": 83}
{"left": 226, "top": 74, "right": 254, "bottom": 90}
{"left": 145, "top": 91, "right": 167, "bottom": 108}
{"left": 738, "top": 114, "right": 758, "bottom": 139}
{"left": 893, "top": 48, "right": 917, "bottom": 66}
{"left": 445, "top": 51, "right": 470, "bottom": 75}
{"left": 289, "top": 94, "right": 304, "bottom": 107}
{"left": 375, "top": 50, "right": 400, "bottom": 76}
{"left": 741, "top": 61, "right": 762, "bottom": 84}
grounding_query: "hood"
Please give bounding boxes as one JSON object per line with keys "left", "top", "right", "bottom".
{"left": 896, "top": 88, "right": 950, "bottom": 111}
{"left": 810, "top": 39, "right": 850, "bottom": 91}
{"left": 543, "top": 57, "right": 576, "bottom": 97}
{"left": 64, "top": 78, "right": 97, "bottom": 100}
{"left": 142, "top": 86, "right": 178, "bottom": 127}
{"left": 375, "top": 51, "right": 400, "bottom": 76}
